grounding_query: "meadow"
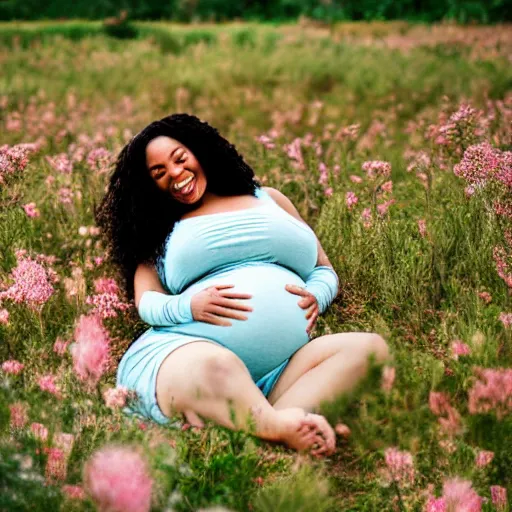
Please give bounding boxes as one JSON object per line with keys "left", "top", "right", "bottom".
{"left": 0, "top": 20, "right": 511, "bottom": 511}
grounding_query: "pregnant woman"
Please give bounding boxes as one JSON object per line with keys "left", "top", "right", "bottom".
{"left": 96, "top": 113, "right": 389, "bottom": 457}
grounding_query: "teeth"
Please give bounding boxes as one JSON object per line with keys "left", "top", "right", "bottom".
{"left": 174, "top": 176, "right": 193, "bottom": 191}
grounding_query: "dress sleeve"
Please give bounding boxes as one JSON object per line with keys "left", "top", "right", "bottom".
{"left": 304, "top": 265, "right": 339, "bottom": 314}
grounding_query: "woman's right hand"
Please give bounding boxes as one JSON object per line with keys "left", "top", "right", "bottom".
{"left": 190, "top": 284, "right": 253, "bottom": 326}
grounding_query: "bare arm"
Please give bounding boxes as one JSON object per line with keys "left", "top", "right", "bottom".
{"left": 134, "top": 262, "right": 167, "bottom": 309}
{"left": 263, "top": 187, "right": 335, "bottom": 271}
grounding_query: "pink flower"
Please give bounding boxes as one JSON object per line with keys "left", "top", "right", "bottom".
{"left": 45, "top": 448, "right": 66, "bottom": 483}
{"left": 425, "top": 497, "right": 446, "bottom": 512}
{"left": 478, "top": 291, "right": 492, "bottom": 304}
{"left": 443, "top": 478, "right": 482, "bottom": 511}
{"left": 58, "top": 187, "right": 74, "bottom": 205}
{"left": 62, "top": 485, "right": 86, "bottom": 500}
{"left": 475, "top": 450, "right": 494, "bottom": 468}
{"left": 334, "top": 423, "right": 351, "bottom": 437}
{"left": 9, "top": 402, "right": 28, "bottom": 428}
{"left": 468, "top": 367, "right": 512, "bottom": 419}
{"left": 85, "top": 292, "right": 131, "bottom": 319}
{"left": 0, "top": 255, "right": 54, "bottom": 311}
{"left": 381, "top": 180, "right": 393, "bottom": 194}
{"left": 94, "top": 277, "right": 119, "bottom": 295}
{"left": 381, "top": 366, "right": 395, "bottom": 393}
{"left": 22, "top": 202, "right": 40, "bottom": 218}
{"left": 490, "top": 486, "right": 507, "bottom": 511}
{"left": 377, "top": 199, "right": 396, "bottom": 217}
{"left": 37, "top": 374, "right": 61, "bottom": 398}
{"left": 103, "top": 386, "right": 129, "bottom": 409}
{"left": 362, "top": 160, "right": 391, "bottom": 179}
{"left": 87, "top": 148, "right": 113, "bottom": 173}
{"left": 2, "top": 359, "right": 24, "bottom": 375}
{"left": 429, "top": 392, "right": 463, "bottom": 436}
{"left": 83, "top": 445, "right": 153, "bottom": 512}
{"left": 451, "top": 340, "right": 471, "bottom": 360}
{"left": 30, "top": 422, "right": 49, "bottom": 441}
{"left": 345, "top": 191, "right": 359, "bottom": 210}
{"left": 384, "top": 447, "right": 415, "bottom": 485}
{"left": 418, "top": 219, "right": 427, "bottom": 238}
{"left": 453, "top": 142, "right": 502, "bottom": 187}
{"left": 53, "top": 337, "right": 69, "bottom": 356}
{"left": 94, "top": 256, "right": 104, "bottom": 266}
{"left": 45, "top": 153, "right": 73, "bottom": 174}
{"left": 0, "top": 308, "right": 9, "bottom": 325}
{"left": 72, "top": 314, "right": 111, "bottom": 387}
{"left": 493, "top": 246, "right": 512, "bottom": 289}
{"left": 499, "top": 312, "right": 512, "bottom": 328}
{"left": 349, "top": 175, "right": 363, "bottom": 183}
{"left": 0, "top": 144, "right": 30, "bottom": 184}
{"left": 361, "top": 208, "right": 372, "bottom": 220}
{"left": 324, "top": 187, "right": 333, "bottom": 197}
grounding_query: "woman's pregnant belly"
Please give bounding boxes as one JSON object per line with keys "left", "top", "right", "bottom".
{"left": 156, "top": 262, "right": 309, "bottom": 381}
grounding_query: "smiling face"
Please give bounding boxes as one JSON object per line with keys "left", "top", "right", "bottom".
{"left": 146, "top": 136, "right": 207, "bottom": 205}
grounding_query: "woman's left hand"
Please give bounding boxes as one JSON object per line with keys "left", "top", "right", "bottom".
{"left": 285, "top": 284, "right": 319, "bottom": 335}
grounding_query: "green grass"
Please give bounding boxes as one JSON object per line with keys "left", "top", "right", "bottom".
{"left": 0, "top": 21, "right": 511, "bottom": 511}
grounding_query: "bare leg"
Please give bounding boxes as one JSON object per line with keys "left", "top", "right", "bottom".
{"left": 156, "top": 340, "right": 336, "bottom": 454}
{"left": 268, "top": 333, "right": 390, "bottom": 411}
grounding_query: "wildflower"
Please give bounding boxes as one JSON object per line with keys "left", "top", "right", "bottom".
{"left": 71, "top": 314, "right": 111, "bottom": 387}
{"left": 87, "top": 148, "right": 113, "bottom": 173}
{"left": 85, "top": 292, "right": 131, "bottom": 319}
{"left": 58, "top": 187, "right": 74, "bottom": 205}
{"left": 377, "top": 199, "right": 396, "bottom": 217}
{"left": 381, "top": 366, "right": 395, "bottom": 393}
{"left": 451, "top": 340, "right": 471, "bottom": 360}
{"left": 2, "top": 360, "right": 24, "bottom": 375}
{"left": 468, "top": 367, "right": 512, "bottom": 419}
{"left": 493, "top": 246, "right": 512, "bottom": 288}
{"left": 94, "top": 277, "right": 119, "bottom": 295}
{"left": 475, "top": 450, "right": 494, "bottom": 468}
{"left": 0, "top": 308, "right": 9, "bottom": 325}
{"left": 324, "top": 187, "right": 333, "bottom": 197}
{"left": 362, "top": 160, "right": 391, "bottom": 179}
{"left": 349, "top": 175, "right": 363, "bottom": 183}
{"left": 62, "top": 485, "right": 86, "bottom": 500}
{"left": 256, "top": 134, "right": 275, "bottom": 150}
{"left": 334, "top": 423, "right": 351, "bottom": 437}
{"left": 9, "top": 402, "right": 28, "bottom": 428}
{"left": 45, "top": 153, "right": 73, "bottom": 174}
{"left": 284, "top": 138, "right": 304, "bottom": 171}
{"left": 478, "top": 291, "right": 492, "bottom": 304}
{"left": 63, "top": 266, "right": 86, "bottom": 304}
{"left": 37, "top": 374, "right": 61, "bottom": 398}
{"left": 384, "top": 447, "right": 415, "bottom": 485}
{"left": 443, "top": 478, "right": 482, "bottom": 511}
{"left": 0, "top": 256, "right": 54, "bottom": 311}
{"left": 499, "top": 312, "right": 512, "bottom": 328}
{"left": 453, "top": 142, "right": 502, "bottom": 187}
{"left": 22, "top": 202, "right": 40, "bottom": 218}
{"left": 418, "top": 219, "right": 427, "bottom": 238}
{"left": 425, "top": 497, "right": 446, "bottom": 512}
{"left": 345, "top": 191, "right": 359, "bottom": 210}
{"left": 0, "top": 144, "right": 30, "bottom": 184}
{"left": 83, "top": 445, "right": 153, "bottom": 512}
{"left": 429, "top": 392, "right": 463, "bottom": 436}
{"left": 103, "top": 386, "right": 129, "bottom": 409}
{"left": 30, "top": 422, "right": 49, "bottom": 442}
{"left": 78, "top": 226, "right": 88, "bottom": 236}
{"left": 381, "top": 180, "right": 393, "bottom": 194}
{"left": 490, "top": 486, "right": 507, "bottom": 511}
{"left": 439, "top": 103, "right": 479, "bottom": 150}
{"left": 45, "top": 448, "right": 66, "bottom": 483}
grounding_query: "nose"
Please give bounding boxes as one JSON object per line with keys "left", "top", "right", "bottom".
{"left": 168, "top": 161, "right": 184, "bottom": 179}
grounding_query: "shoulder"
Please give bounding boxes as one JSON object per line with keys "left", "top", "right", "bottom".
{"left": 262, "top": 186, "right": 303, "bottom": 221}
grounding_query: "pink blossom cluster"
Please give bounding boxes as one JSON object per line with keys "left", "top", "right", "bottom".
{"left": 345, "top": 191, "right": 358, "bottom": 210}
{"left": 493, "top": 246, "right": 512, "bottom": 289}
{"left": 103, "top": 386, "right": 129, "bottom": 409}
{"left": 499, "top": 312, "right": 512, "bottom": 328}
{"left": 30, "top": 422, "right": 49, "bottom": 442}
{"left": 429, "top": 392, "right": 463, "bottom": 436}
{"left": 53, "top": 337, "right": 70, "bottom": 356}
{"left": 284, "top": 138, "right": 305, "bottom": 171}
{"left": 256, "top": 134, "right": 276, "bottom": 150}
{"left": 45, "top": 153, "right": 73, "bottom": 174}
{"left": 362, "top": 160, "right": 391, "bottom": 179}
{"left": 0, "top": 255, "right": 55, "bottom": 311}
{"left": 451, "top": 340, "right": 471, "bottom": 360}
{"left": 94, "top": 277, "right": 119, "bottom": 295}
{"left": 0, "top": 308, "right": 9, "bottom": 325}
{"left": 475, "top": 450, "right": 494, "bottom": 468}
{"left": 1, "top": 359, "right": 24, "bottom": 375}
{"left": 0, "top": 144, "right": 30, "bottom": 184}
{"left": 438, "top": 103, "right": 479, "bottom": 150}
{"left": 72, "top": 314, "right": 111, "bottom": 387}
{"left": 62, "top": 485, "right": 86, "bottom": 500}
{"left": 22, "top": 202, "right": 40, "bottom": 218}
{"left": 377, "top": 199, "right": 396, "bottom": 217}
{"left": 425, "top": 478, "right": 482, "bottom": 512}
{"left": 85, "top": 292, "right": 131, "bottom": 319}
{"left": 335, "top": 123, "right": 360, "bottom": 141}
{"left": 45, "top": 432, "right": 74, "bottom": 483}
{"left": 454, "top": 142, "right": 511, "bottom": 189}
{"left": 9, "top": 402, "right": 28, "bottom": 428}
{"left": 83, "top": 445, "right": 153, "bottom": 512}
{"left": 384, "top": 447, "right": 415, "bottom": 485}
{"left": 37, "top": 374, "right": 61, "bottom": 398}
{"left": 491, "top": 486, "right": 508, "bottom": 511}
{"left": 87, "top": 147, "right": 114, "bottom": 173}
{"left": 468, "top": 367, "right": 512, "bottom": 419}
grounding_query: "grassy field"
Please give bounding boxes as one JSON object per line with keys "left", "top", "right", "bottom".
{"left": 0, "top": 21, "right": 511, "bottom": 511}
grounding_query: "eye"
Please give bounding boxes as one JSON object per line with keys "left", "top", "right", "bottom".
{"left": 175, "top": 152, "right": 187, "bottom": 164}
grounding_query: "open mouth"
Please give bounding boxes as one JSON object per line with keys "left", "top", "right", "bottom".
{"left": 173, "top": 176, "right": 195, "bottom": 196}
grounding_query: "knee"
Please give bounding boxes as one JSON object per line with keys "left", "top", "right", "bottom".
{"left": 201, "top": 350, "right": 245, "bottom": 394}
{"left": 366, "top": 333, "right": 390, "bottom": 363}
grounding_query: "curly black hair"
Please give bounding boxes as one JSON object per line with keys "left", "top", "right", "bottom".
{"left": 95, "top": 113, "right": 262, "bottom": 302}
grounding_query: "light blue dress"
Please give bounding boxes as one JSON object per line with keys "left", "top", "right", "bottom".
{"left": 117, "top": 187, "right": 318, "bottom": 425}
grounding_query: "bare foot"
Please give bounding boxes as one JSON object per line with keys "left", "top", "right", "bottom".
{"left": 272, "top": 408, "right": 336, "bottom": 456}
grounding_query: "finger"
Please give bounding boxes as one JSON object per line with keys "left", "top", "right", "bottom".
{"left": 219, "top": 291, "right": 253, "bottom": 299}
{"left": 305, "top": 304, "right": 318, "bottom": 320}
{"left": 204, "top": 312, "right": 232, "bottom": 327}
{"left": 214, "top": 297, "right": 253, "bottom": 312}
{"left": 209, "top": 305, "right": 249, "bottom": 321}
{"left": 285, "top": 284, "right": 307, "bottom": 296}
{"left": 306, "top": 311, "right": 319, "bottom": 333}
{"left": 213, "top": 284, "right": 235, "bottom": 290}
